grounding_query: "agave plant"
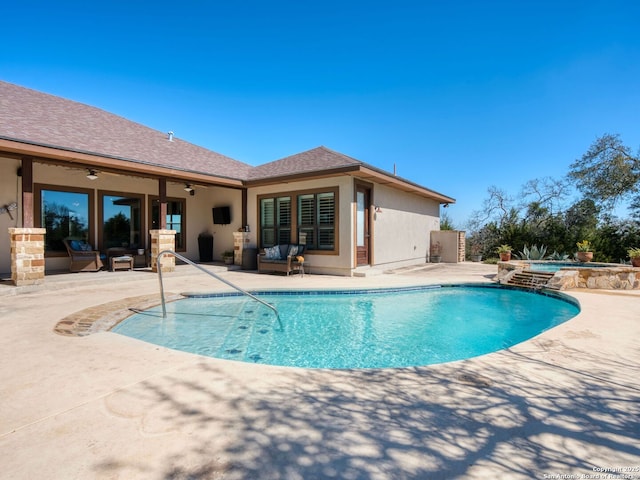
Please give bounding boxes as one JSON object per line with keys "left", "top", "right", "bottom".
{"left": 517, "top": 244, "right": 548, "bottom": 260}
{"left": 547, "top": 251, "right": 570, "bottom": 261}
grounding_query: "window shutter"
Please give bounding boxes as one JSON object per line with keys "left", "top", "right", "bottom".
{"left": 317, "top": 192, "right": 335, "bottom": 226}
{"left": 261, "top": 199, "right": 275, "bottom": 227}
{"left": 261, "top": 198, "right": 275, "bottom": 247}
{"left": 277, "top": 197, "right": 291, "bottom": 244}
{"left": 298, "top": 194, "right": 315, "bottom": 226}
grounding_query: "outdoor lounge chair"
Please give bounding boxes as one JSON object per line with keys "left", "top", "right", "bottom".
{"left": 63, "top": 238, "right": 104, "bottom": 272}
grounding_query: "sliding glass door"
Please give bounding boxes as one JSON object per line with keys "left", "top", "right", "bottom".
{"left": 100, "top": 193, "right": 143, "bottom": 249}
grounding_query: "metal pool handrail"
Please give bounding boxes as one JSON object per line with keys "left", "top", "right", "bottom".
{"left": 156, "top": 250, "right": 283, "bottom": 330}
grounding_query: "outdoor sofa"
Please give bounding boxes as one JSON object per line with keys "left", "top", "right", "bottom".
{"left": 257, "top": 244, "right": 306, "bottom": 275}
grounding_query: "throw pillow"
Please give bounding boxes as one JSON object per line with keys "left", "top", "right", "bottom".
{"left": 287, "top": 245, "right": 299, "bottom": 257}
{"left": 265, "top": 246, "right": 281, "bottom": 260}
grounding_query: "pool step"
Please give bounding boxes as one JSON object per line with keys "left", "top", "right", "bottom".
{"left": 215, "top": 302, "right": 277, "bottom": 361}
{"left": 505, "top": 270, "right": 556, "bottom": 289}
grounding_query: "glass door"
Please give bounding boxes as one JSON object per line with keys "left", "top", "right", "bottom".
{"left": 356, "top": 186, "right": 370, "bottom": 266}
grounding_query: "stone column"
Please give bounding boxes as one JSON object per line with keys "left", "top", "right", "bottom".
{"left": 149, "top": 229, "right": 176, "bottom": 272}
{"left": 9, "top": 227, "right": 47, "bottom": 286}
{"left": 232, "top": 231, "right": 250, "bottom": 265}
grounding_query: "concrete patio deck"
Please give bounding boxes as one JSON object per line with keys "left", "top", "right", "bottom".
{"left": 1, "top": 263, "right": 639, "bottom": 479}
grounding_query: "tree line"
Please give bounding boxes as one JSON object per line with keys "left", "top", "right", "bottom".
{"left": 451, "top": 134, "right": 640, "bottom": 263}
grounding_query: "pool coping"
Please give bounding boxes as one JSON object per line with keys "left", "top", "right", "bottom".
{"left": 53, "top": 293, "right": 184, "bottom": 337}
{"left": 113, "top": 283, "right": 582, "bottom": 369}
{"left": 55, "top": 282, "right": 581, "bottom": 338}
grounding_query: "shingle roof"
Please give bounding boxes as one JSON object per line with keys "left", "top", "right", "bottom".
{"left": 248, "top": 145, "right": 455, "bottom": 203}
{"left": 247, "top": 146, "right": 362, "bottom": 180}
{"left": 0, "top": 81, "right": 454, "bottom": 203}
{"left": 0, "top": 80, "right": 252, "bottom": 180}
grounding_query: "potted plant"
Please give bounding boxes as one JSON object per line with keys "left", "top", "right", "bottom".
{"left": 496, "top": 244, "right": 513, "bottom": 262}
{"left": 576, "top": 240, "right": 593, "bottom": 262}
{"left": 627, "top": 247, "right": 640, "bottom": 267}
{"left": 469, "top": 243, "right": 483, "bottom": 262}
{"left": 222, "top": 250, "right": 235, "bottom": 265}
{"left": 430, "top": 241, "right": 442, "bottom": 263}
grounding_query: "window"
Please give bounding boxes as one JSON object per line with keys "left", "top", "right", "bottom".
{"left": 35, "top": 185, "right": 93, "bottom": 254}
{"left": 150, "top": 198, "right": 186, "bottom": 250}
{"left": 100, "top": 193, "right": 143, "bottom": 249}
{"left": 260, "top": 196, "right": 291, "bottom": 247}
{"left": 298, "top": 192, "right": 335, "bottom": 250}
{"left": 259, "top": 189, "right": 336, "bottom": 251}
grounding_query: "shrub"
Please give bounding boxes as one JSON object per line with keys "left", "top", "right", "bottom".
{"left": 547, "top": 251, "right": 570, "bottom": 261}
{"left": 517, "top": 245, "right": 547, "bottom": 260}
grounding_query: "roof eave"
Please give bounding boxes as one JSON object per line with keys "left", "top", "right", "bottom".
{"left": 244, "top": 165, "right": 362, "bottom": 187}
{"left": 0, "top": 137, "right": 245, "bottom": 188}
{"left": 245, "top": 164, "right": 456, "bottom": 204}
{"left": 357, "top": 166, "right": 455, "bottom": 204}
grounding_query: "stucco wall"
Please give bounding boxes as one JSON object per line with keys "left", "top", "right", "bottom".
{"left": 371, "top": 183, "right": 440, "bottom": 269}
{"left": 247, "top": 177, "right": 443, "bottom": 275}
{"left": 0, "top": 157, "right": 21, "bottom": 276}
{"left": 0, "top": 160, "right": 242, "bottom": 273}
{"left": 187, "top": 185, "right": 243, "bottom": 262}
{"left": 431, "top": 230, "right": 465, "bottom": 263}
{"left": 247, "top": 176, "right": 354, "bottom": 276}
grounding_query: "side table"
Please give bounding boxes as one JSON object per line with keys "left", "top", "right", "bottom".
{"left": 111, "top": 255, "right": 134, "bottom": 271}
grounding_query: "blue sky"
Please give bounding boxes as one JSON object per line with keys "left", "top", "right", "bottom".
{"left": 3, "top": 1, "right": 639, "bottom": 227}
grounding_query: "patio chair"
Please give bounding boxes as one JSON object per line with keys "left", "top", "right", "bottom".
{"left": 63, "top": 238, "right": 104, "bottom": 272}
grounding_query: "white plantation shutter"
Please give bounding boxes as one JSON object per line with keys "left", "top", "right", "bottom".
{"left": 317, "top": 192, "right": 335, "bottom": 250}
{"left": 261, "top": 197, "right": 291, "bottom": 247}
{"left": 261, "top": 198, "right": 274, "bottom": 226}
{"left": 261, "top": 198, "right": 275, "bottom": 246}
{"left": 296, "top": 192, "right": 335, "bottom": 250}
{"left": 277, "top": 197, "right": 291, "bottom": 244}
{"left": 298, "top": 194, "right": 315, "bottom": 226}
{"left": 261, "top": 190, "right": 336, "bottom": 250}
{"left": 298, "top": 194, "right": 315, "bottom": 248}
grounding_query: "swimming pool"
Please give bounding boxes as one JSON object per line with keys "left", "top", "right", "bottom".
{"left": 113, "top": 284, "right": 580, "bottom": 369}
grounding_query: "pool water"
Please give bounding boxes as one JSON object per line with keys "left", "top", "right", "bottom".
{"left": 113, "top": 285, "right": 580, "bottom": 369}
{"left": 528, "top": 261, "right": 609, "bottom": 272}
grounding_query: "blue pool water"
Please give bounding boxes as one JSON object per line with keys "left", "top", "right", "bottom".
{"left": 528, "top": 262, "right": 605, "bottom": 272}
{"left": 113, "top": 285, "right": 580, "bottom": 369}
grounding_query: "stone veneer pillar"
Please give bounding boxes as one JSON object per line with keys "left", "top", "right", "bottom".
{"left": 149, "top": 229, "right": 176, "bottom": 273}
{"left": 9, "top": 227, "right": 47, "bottom": 286}
{"left": 232, "top": 231, "right": 251, "bottom": 265}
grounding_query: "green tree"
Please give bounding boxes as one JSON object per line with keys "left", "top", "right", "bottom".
{"left": 568, "top": 133, "right": 640, "bottom": 212}
{"left": 440, "top": 210, "right": 455, "bottom": 230}
{"left": 466, "top": 179, "right": 575, "bottom": 258}
{"left": 593, "top": 217, "right": 640, "bottom": 263}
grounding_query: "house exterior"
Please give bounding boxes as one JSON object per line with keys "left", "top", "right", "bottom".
{"left": 0, "top": 81, "right": 455, "bottom": 282}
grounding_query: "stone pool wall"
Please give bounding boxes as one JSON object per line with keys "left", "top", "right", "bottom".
{"left": 497, "top": 261, "right": 640, "bottom": 290}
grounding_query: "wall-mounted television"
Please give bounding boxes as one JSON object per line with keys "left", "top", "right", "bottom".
{"left": 212, "top": 206, "right": 231, "bottom": 225}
